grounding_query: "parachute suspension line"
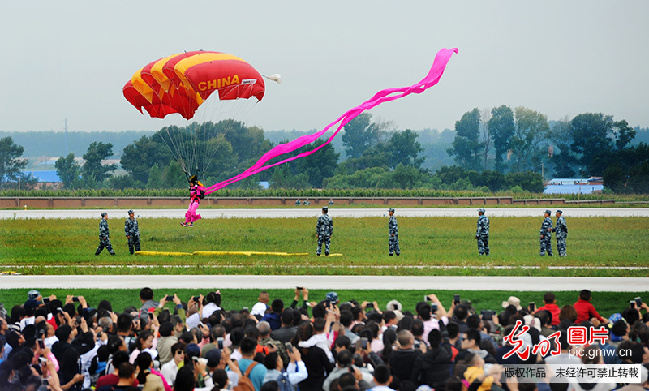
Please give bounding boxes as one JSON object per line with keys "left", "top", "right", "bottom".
{"left": 161, "top": 126, "right": 190, "bottom": 178}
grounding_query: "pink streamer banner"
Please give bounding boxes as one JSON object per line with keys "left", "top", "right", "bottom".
{"left": 205, "top": 47, "right": 458, "bottom": 195}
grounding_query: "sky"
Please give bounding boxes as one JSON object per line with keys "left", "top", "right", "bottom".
{"left": 1, "top": 1, "right": 648, "bottom": 135}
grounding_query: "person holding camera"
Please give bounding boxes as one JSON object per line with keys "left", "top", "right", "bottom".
{"left": 419, "top": 294, "right": 449, "bottom": 342}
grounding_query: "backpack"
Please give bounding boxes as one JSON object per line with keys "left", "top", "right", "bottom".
{"left": 277, "top": 371, "right": 293, "bottom": 391}
{"left": 234, "top": 361, "right": 258, "bottom": 391}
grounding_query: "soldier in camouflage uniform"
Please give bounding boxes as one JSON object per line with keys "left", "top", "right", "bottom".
{"left": 388, "top": 208, "right": 400, "bottom": 256}
{"left": 95, "top": 212, "right": 115, "bottom": 256}
{"left": 539, "top": 209, "right": 553, "bottom": 256}
{"left": 124, "top": 209, "right": 140, "bottom": 255}
{"left": 316, "top": 206, "right": 333, "bottom": 256}
{"left": 475, "top": 208, "right": 490, "bottom": 256}
{"left": 552, "top": 209, "right": 568, "bottom": 256}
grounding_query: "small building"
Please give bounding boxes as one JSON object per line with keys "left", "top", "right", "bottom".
{"left": 544, "top": 177, "right": 604, "bottom": 195}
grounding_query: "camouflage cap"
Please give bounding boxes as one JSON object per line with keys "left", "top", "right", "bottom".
{"left": 127, "top": 209, "right": 134, "bottom": 214}
{"left": 477, "top": 208, "right": 485, "bottom": 213}
{"left": 388, "top": 208, "right": 395, "bottom": 212}
{"left": 556, "top": 209, "right": 563, "bottom": 214}
{"left": 544, "top": 209, "right": 552, "bottom": 214}
{"left": 322, "top": 206, "right": 328, "bottom": 212}
{"left": 101, "top": 212, "right": 107, "bottom": 217}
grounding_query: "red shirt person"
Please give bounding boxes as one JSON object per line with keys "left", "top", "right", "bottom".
{"left": 573, "top": 290, "right": 608, "bottom": 324}
{"left": 537, "top": 292, "right": 561, "bottom": 326}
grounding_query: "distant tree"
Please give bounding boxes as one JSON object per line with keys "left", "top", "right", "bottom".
{"left": 269, "top": 165, "right": 310, "bottom": 189}
{"left": 480, "top": 109, "right": 492, "bottom": 171}
{"left": 163, "top": 161, "right": 188, "bottom": 189}
{"left": 488, "top": 105, "right": 516, "bottom": 172}
{"left": 476, "top": 170, "right": 507, "bottom": 191}
{"left": 0, "top": 136, "right": 28, "bottom": 183}
{"left": 294, "top": 140, "right": 340, "bottom": 188}
{"left": 220, "top": 120, "right": 272, "bottom": 162}
{"left": 82, "top": 142, "right": 117, "bottom": 183}
{"left": 391, "top": 163, "right": 427, "bottom": 189}
{"left": 335, "top": 142, "right": 390, "bottom": 175}
{"left": 435, "top": 165, "right": 471, "bottom": 186}
{"left": 569, "top": 113, "right": 613, "bottom": 175}
{"left": 324, "top": 166, "right": 390, "bottom": 189}
{"left": 447, "top": 108, "right": 482, "bottom": 170}
{"left": 146, "top": 164, "right": 164, "bottom": 189}
{"left": 612, "top": 119, "right": 636, "bottom": 150}
{"left": 341, "top": 113, "right": 381, "bottom": 158}
{"left": 510, "top": 107, "right": 550, "bottom": 172}
{"left": 603, "top": 165, "right": 627, "bottom": 193}
{"left": 548, "top": 118, "right": 577, "bottom": 178}
{"left": 55, "top": 153, "right": 82, "bottom": 189}
{"left": 121, "top": 136, "right": 172, "bottom": 184}
{"left": 108, "top": 175, "right": 143, "bottom": 190}
{"left": 387, "top": 130, "right": 424, "bottom": 169}
{"left": 505, "top": 171, "right": 545, "bottom": 193}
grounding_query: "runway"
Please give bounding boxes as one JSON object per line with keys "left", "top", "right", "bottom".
{"left": 1, "top": 207, "right": 648, "bottom": 220}
{"left": 1, "top": 275, "right": 648, "bottom": 291}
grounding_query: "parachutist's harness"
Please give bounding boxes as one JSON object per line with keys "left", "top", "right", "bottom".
{"left": 189, "top": 178, "right": 205, "bottom": 204}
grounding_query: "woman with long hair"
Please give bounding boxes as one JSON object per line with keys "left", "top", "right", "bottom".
{"left": 129, "top": 329, "right": 157, "bottom": 364}
{"left": 135, "top": 352, "right": 165, "bottom": 391}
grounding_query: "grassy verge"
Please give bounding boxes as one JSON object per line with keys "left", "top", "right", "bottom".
{"left": 1, "top": 288, "right": 646, "bottom": 321}
{"left": 1, "top": 217, "right": 648, "bottom": 276}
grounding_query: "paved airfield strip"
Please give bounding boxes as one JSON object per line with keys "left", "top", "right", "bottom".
{"left": 1, "top": 207, "right": 649, "bottom": 219}
{"left": 2, "top": 275, "right": 649, "bottom": 291}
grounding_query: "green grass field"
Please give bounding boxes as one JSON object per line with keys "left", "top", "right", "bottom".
{"left": 1, "top": 216, "right": 648, "bottom": 276}
{"left": 0, "top": 288, "right": 646, "bottom": 321}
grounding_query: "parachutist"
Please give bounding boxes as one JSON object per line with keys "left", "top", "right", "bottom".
{"left": 182, "top": 175, "right": 205, "bottom": 227}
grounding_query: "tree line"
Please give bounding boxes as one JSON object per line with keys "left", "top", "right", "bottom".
{"left": 1, "top": 105, "right": 648, "bottom": 194}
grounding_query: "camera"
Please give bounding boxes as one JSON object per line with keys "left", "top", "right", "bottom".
{"left": 296, "top": 286, "right": 303, "bottom": 290}
{"left": 431, "top": 303, "right": 438, "bottom": 313}
{"left": 529, "top": 302, "right": 536, "bottom": 312}
{"left": 43, "top": 298, "right": 50, "bottom": 304}
{"left": 481, "top": 310, "right": 495, "bottom": 320}
{"left": 217, "top": 337, "right": 224, "bottom": 350}
{"left": 193, "top": 357, "right": 208, "bottom": 365}
{"left": 166, "top": 295, "right": 174, "bottom": 301}
{"left": 453, "top": 294, "right": 460, "bottom": 305}
{"left": 72, "top": 297, "right": 80, "bottom": 303}
{"left": 635, "top": 297, "right": 643, "bottom": 306}
{"left": 285, "top": 342, "right": 294, "bottom": 353}
{"left": 366, "top": 303, "right": 374, "bottom": 308}
{"left": 192, "top": 296, "right": 200, "bottom": 302}
{"left": 414, "top": 340, "right": 421, "bottom": 350}
{"left": 360, "top": 337, "right": 368, "bottom": 350}
{"left": 424, "top": 295, "right": 432, "bottom": 302}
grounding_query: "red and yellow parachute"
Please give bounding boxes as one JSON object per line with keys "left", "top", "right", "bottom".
{"left": 123, "top": 51, "right": 265, "bottom": 120}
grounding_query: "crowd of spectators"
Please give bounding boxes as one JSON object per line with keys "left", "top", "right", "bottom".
{"left": 1, "top": 288, "right": 648, "bottom": 391}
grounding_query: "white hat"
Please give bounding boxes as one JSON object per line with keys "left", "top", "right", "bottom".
{"left": 386, "top": 300, "right": 404, "bottom": 320}
{"left": 502, "top": 296, "right": 522, "bottom": 311}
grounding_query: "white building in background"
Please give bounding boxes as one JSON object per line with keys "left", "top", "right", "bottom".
{"left": 544, "top": 177, "right": 604, "bottom": 195}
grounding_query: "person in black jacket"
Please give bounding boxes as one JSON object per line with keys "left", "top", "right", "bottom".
{"left": 411, "top": 329, "right": 453, "bottom": 389}
{"left": 388, "top": 330, "right": 421, "bottom": 383}
{"left": 295, "top": 322, "right": 334, "bottom": 391}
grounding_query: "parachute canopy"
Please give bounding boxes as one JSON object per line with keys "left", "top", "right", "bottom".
{"left": 123, "top": 51, "right": 265, "bottom": 120}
